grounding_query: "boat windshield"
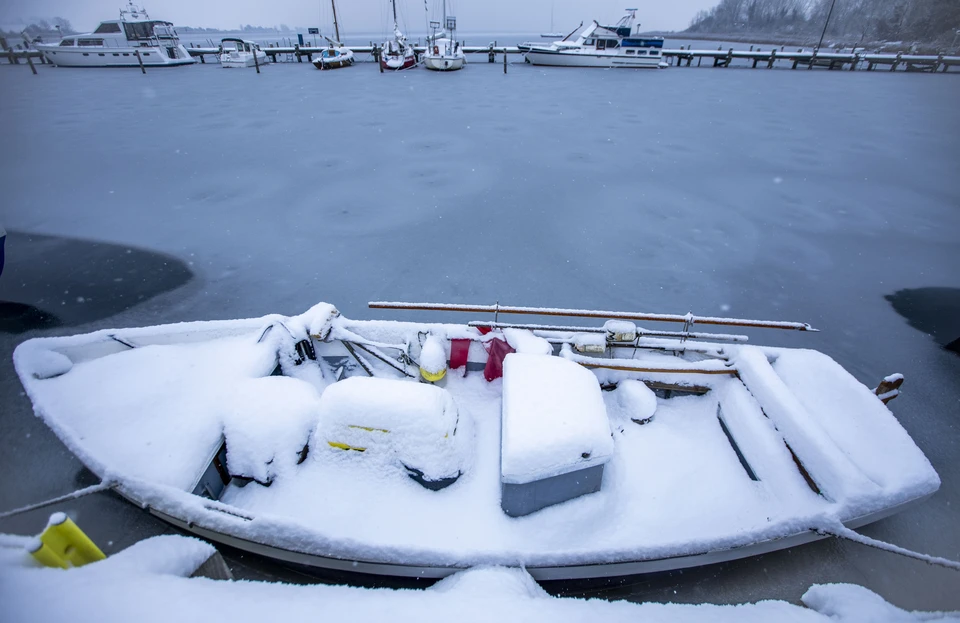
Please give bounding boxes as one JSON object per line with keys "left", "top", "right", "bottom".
{"left": 123, "top": 21, "right": 175, "bottom": 41}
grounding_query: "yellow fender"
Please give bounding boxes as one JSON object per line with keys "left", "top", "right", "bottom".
{"left": 27, "top": 538, "right": 68, "bottom": 569}
{"left": 420, "top": 366, "right": 446, "bottom": 383}
{"left": 37, "top": 513, "right": 105, "bottom": 567}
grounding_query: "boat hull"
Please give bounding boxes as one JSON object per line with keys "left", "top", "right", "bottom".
{"left": 423, "top": 55, "right": 465, "bottom": 71}
{"left": 313, "top": 51, "right": 355, "bottom": 70}
{"left": 219, "top": 51, "right": 267, "bottom": 68}
{"left": 380, "top": 54, "right": 417, "bottom": 70}
{"left": 37, "top": 44, "right": 195, "bottom": 67}
{"left": 523, "top": 49, "right": 664, "bottom": 69}
{"left": 145, "top": 489, "right": 933, "bottom": 581}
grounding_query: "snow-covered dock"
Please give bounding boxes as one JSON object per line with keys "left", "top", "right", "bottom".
{"left": 178, "top": 43, "right": 960, "bottom": 73}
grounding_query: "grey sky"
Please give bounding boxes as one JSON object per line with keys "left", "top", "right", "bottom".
{"left": 1, "top": 1, "right": 716, "bottom": 34}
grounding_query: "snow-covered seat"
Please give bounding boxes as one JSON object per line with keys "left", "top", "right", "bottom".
{"left": 314, "top": 377, "right": 466, "bottom": 489}
{"left": 500, "top": 353, "right": 614, "bottom": 517}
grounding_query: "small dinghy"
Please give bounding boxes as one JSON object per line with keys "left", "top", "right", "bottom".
{"left": 13, "top": 301, "right": 940, "bottom": 580}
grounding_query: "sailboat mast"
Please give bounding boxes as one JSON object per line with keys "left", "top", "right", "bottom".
{"left": 331, "top": 0, "right": 340, "bottom": 42}
{"left": 392, "top": 0, "right": 398, "bottom": 29}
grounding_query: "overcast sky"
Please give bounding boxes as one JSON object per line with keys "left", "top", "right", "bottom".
{"left": 1, "top": 0, "right": 717, "bottom": 34}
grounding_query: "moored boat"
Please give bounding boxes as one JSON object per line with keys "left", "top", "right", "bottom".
{"left": 423, "top": 5, "right": 465, "bottom": 71}
{"left": 312, "top": 1, "right": 355, "bottom": 70}
{"left": 36, "top": 1, "right": 194, "bottom": 68}
{"left": 381, "top": 0, "right": 417, "bottom": 70}
{"left": 13, "top": 300, "right": 940, "bottom": 580}
{"left": 519, "top": 9, "right": 667, "bottom": 69}
{"left": 218, "top": 38, "right": 266, "bottom": 68}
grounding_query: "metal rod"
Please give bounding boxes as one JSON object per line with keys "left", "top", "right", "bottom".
{"left": 342, "top": 341, "right": 374, "bottom": 376}
{"left": 816, "top": 0, "right": 838, "bottom": 52}
{"left": 467, "top": 321, "right": 749, "bottom": 342}
{"left": 351, "top": 342, "right": 415, "bottom": 378}
{"left": 370, "top": 301, "right": 817, "bottom": 332}
{"left": 0, "top": 481, "right": 116, "bottom": 520}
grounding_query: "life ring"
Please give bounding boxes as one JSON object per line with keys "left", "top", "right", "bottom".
{"left": 433, "top": 46, "right": 439, "bottom": 55}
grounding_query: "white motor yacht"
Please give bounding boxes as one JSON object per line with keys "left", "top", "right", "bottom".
{"left": 519, "top": 9, "right": 667, "bottom": 69}
{"left": 219, "top": 38, "right": 267, "bottom": 68}
{"left": 36, "top": 2, "right": 194, "bottom": 68}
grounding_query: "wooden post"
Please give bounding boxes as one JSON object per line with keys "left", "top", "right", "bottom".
{"left": 726, "top": 48, "right": 733, "bottom": 67}
{"left": 503, "top": 48, "right": 507, "bottom": 73}
{"left": 295, "top": 44, "right": 302, "bottom": 62}
{"left": 254, "top": 47, "right": 260, "bottom": 74}
{"left": 850, "top": 53, "right": 858, "bottom": 71}
{"left": 936, "top": 53, "right": 944, "bottom": 72}
{"left": 26, "top": 52, "right": 37, "bottom": 75}
{"left": 768, "top": 48, "right": 777, "bottom": 68}
{"left": 891, "top": 51, "right": 901, "bottom": 71}
{"left": 135, "top": 48, "right": 146, "bottom": 74}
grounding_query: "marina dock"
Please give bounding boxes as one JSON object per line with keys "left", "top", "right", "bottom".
{"left": 4, "top": 41, "right": 958, "bottom": 73}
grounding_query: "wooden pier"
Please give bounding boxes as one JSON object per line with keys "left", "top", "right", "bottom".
{"left": 181, "top": 43, "right": 960, "bottom": 72}
{"left": 4, "top": 39, "right": 958, "bottom": 73}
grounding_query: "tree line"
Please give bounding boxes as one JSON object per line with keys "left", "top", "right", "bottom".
{"left": 688, "top": 0, "right": 960, "bottom": 46}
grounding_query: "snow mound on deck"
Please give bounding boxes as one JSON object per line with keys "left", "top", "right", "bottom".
{"left": 501, "top": 353, "right": 614, "bottom": 484}
{"left": 21, "top": 349, "right": 73, "bottom": 380}
{"left": 222, "top": 376, "right": 321, "bottom": 484}
{"left": 314, "top": 377, "right": 468, "bottom": 481}
{"left": 616, "top": 379, "right": 658, "bottom": 423}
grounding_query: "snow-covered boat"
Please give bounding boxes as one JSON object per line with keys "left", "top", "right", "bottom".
{"left": 13, "top": 301, "right": 939, "bottom": 580}
{"left": 35, "top": 1, "right": 194, "bottom": 68}
{"left": 312, "top": 1, "right": 355, "bottom": 70}
{"left": 380, "top": 0, "right": 417, "bottom": 71}
{"left": 422, "top": 7, "right": 465, "bottom": 71}
{"left": 314, "top": 46, "right": 354, "bottom": 69}
{"left": 218, "top": 38, "right": 266, "bottom": 68}
{"left": 519, "top": 9, "right": 667, "bottom": 69}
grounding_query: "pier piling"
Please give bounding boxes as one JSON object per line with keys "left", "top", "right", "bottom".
{"left": 135, "top": 49, "right": 146, "bottom": 74}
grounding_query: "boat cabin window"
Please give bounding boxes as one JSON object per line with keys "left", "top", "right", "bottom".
{"left": 638, "top": 50, "right": 647, "bottom": 55}
{"left": 606, "top": 40, "right": 619, "bottom": 48}
{"left": 597, "top": 39, "right": 606, "bottom": 50}
{"left": 626, "top": 49, "right": 635, "bottom": 55}
{"left": 77, "top": 38, "right": 104, "bottom": 47}
{"left": 123, "top": 21, "right": 168, "bottom": 41}
{"left": 59, "top": 39, "right": 75, "bottom": 46}
{"left": 650, "top": 50, "right": 659, "bottom": 56}
{"left": 94, "top": 22, "right": 122, "bottom": 34}
{"left": 584, "top": 39, "right": 595, "bottom": 46}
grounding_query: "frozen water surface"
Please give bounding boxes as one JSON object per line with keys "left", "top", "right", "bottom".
{"left": 0, "top": 59, "right": 958, "bottom": 609}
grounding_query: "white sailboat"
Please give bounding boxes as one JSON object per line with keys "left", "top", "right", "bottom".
{"left": 423, "top": 2, "right": 465, "bottom": 72}
{"left": 313, "top": 0, "right": 354, "bottom": 70}
{"left": 380, "top": 0, "right": 416, "bottom": 70}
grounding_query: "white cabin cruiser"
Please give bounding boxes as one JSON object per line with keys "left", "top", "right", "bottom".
{"left": 219, "top": 38, "right": 266, "bottom": 68}
{"left": 519, "top": 9, "right": 667, "bottom": 69}
{"left": 36, "top": 2, "right": 194, "bottom": 68}
{"left": 13, "top": 300, "right": 940, "bottom": 580}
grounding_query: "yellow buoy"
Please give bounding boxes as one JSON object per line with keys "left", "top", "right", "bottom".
{"left": 39, "top": 513, "right": 105, "bottom": 567}
{"left": 27, "top": 537, "right": 68, "bottom": 569}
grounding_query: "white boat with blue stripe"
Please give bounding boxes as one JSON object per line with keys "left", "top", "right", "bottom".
{"left": 519, "top": 9, "right": 667, "bottom": 69}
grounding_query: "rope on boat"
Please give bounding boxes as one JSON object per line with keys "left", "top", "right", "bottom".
{"left": 816, "top": 523, "right": 960, "bottom": 571}
{"left": 0, "top": 481, "right": 117, "bottom": 520}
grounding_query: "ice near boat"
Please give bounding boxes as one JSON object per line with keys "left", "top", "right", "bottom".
{"left": 12, "top": 300, "right": 940, "bottom": 580}
{"left": 520, "top": 9, "right": 667, "bottom": 69}
{"left": 36, "top": 1, "right": 194, "bottom": 68}
{"left": 218, "top": 39, "right": 266, "bottom": 69}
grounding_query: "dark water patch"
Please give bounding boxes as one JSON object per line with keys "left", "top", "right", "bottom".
{"left": 885, "top": 287, "right": 960, "bottom": 354}
{"left": 0, "top": 302, "right": 62, "bottom": 334}
{"left": 0, "top": 231, "right": 193, "bottom": 333}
